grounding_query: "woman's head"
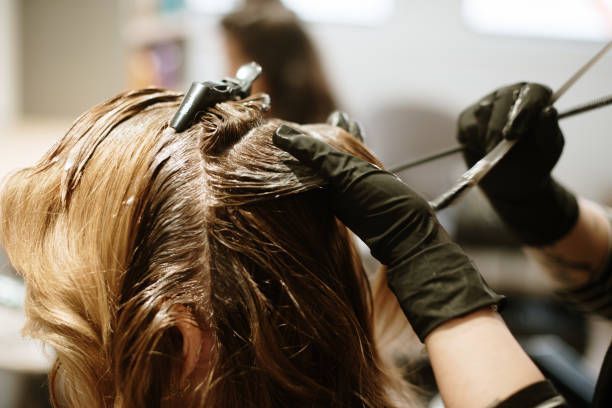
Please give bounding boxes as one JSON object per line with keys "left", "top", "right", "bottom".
{"left": 0, "top": 89, "right": 415, "bottom": 407}
{"left": 221, "top": 1, "right": 337, "bottom": 124}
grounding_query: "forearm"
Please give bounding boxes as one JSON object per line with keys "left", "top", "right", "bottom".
{"left": 425, "top": 309, "right": 545, "bottom": 408}
{"left": 525, "top": 199, "right": 611, "bottom": 289}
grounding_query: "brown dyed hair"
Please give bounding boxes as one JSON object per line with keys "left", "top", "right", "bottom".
{"left": 0, "top": 88, "right": 416, "bottom": 407}
{"left": 221, "top": 1, "right": 337, "bottom": 124}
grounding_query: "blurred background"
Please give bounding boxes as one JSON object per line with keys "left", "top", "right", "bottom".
{"left": 0, "top": 0, "right": 611, "bottom": 406}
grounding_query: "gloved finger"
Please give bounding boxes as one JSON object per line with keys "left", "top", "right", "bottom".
{"left": 327, "top": 110, "right": 364, "bottom": 141}
{"left": 457, "top": 91, "right": 494, "bottom": 144}
{"left": 502, "top": 83, "right": 553, "bottom": 140}
{"left": 274, "top": 124, "right": 336, "bottom": 166}
{"left": 274, "top": 124, "right": 377, "bottom": 183}
{"left": 457, "top": 96, "right": 495, "bottom": 166}
{"left": 485, "top": 85, "right": 519, "bottom": 149}
{"left": 538, "top": 105, "right": 559, "bottom": 127}
{"left": 459, "top": 100, "right": 493, "bottom": 147}
{"left": 534, "top": 106, "right": 564, "bottom": 168}
{"left": 475, "top": 98, "right": 494, "bottom": 131}
{"left": 457, "top": 111, "right": 482, "bottom": 166}
{"left": 457, "top": 105, "right": 477, "bottom": 144}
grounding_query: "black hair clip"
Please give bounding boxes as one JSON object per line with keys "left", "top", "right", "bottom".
{"left": 170, "top": 62, "right": 263, "bottom": 132}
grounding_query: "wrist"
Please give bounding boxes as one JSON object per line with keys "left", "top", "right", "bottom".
{"left": 387, "top": 240, "right": 504, "bottom": 342}
{"left": 424, "top": 306, "right": 500, "bottom": 342}
{"left": 525, "top": 199, "right": 610, "bottom": 289}
{"left": 425, "top": 308, "right": 545, "bottom": 408}
{"left": 486, "top": 178, "right": 578, "bottom": 246}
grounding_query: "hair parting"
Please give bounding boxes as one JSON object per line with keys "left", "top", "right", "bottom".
{"left": 0, "top": 88, "right": 420, "bottom": 407}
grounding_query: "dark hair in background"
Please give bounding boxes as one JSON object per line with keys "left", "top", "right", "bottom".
{"left": 221, "top": 0, "right": 337, "bottom": 124}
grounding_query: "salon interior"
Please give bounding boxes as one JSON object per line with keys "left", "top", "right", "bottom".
{"left": 0, "top": 1, "right": 611, "bottom": 407}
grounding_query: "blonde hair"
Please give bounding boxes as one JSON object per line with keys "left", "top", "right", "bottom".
{"left": 0, "top": 88, "right": 417, "bottom": 407}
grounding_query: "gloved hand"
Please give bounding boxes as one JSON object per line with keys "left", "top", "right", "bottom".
{"left": 457, "top": 83, "right": 579, "bottom": 246}
{"left": 274, "top": 124, "right": 503, "bottom": 341}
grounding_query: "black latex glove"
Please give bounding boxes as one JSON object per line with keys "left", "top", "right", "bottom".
{"left": 457, "top": 82, "right": 578, "bottom": 246}
{"left": 274, "top": 124, "right": 503, "bottom": 341}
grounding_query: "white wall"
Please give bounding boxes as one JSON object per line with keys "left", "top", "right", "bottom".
{"left": 20, "top": 0, "right": 125, "bottom": 118}
{"left": 12, "top": 0, "right": 610, "bottom": 199}
{"left": 300, "top": 0, "right": 612, "bottom": 202}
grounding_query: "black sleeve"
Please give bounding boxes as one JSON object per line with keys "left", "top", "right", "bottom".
{"left": 593, "top": 341, "right": 612, "bottom": 408}
{"left": 494, "top": 381, "right": 567, "bottom": 408}
{"left": 556, "top": 207, "right": 612, "bottom": 318}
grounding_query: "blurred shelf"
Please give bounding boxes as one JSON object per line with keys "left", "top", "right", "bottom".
{"left": 123, "top": 8, "right": 190, "bottom": 89}
{"left": 123, "top": 11, "right": 188, "bottom": 48}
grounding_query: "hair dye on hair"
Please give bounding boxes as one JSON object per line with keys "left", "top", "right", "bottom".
{"left": 0, "top": 89, "right": 419, "bottom": 407}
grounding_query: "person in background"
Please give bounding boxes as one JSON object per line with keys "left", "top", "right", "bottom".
{"left": 221, "top": 0, "right": 337, "bottom": 124}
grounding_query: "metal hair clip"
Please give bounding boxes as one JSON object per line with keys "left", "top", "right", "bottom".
{"left": 169, "top": 62, "right": 263, "bottom": 132}
{"left": 326, "top": 111, "right": 364, "bottom": 142}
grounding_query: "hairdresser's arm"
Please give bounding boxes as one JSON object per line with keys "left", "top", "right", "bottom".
{"left": 525, "top": 199, "right": 610, "bottom": 290}
{"left": 458, "top": 82, "right": 612, "bottom": 317}
{"left": 426, "top": 309, "right": 553, "bottom": 408}
{"left": 526, "top": 201, "right": 612, "bottom": 319}
{"left": 274, "top": 126, "right": 560, "bottom": 408}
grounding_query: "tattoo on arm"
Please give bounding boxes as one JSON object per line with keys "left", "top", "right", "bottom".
{"left": 538, "top": 249, "right": 599, "bottom": 287}
{"left": 527, "top": 202, "right": 612, "bottom": 288}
